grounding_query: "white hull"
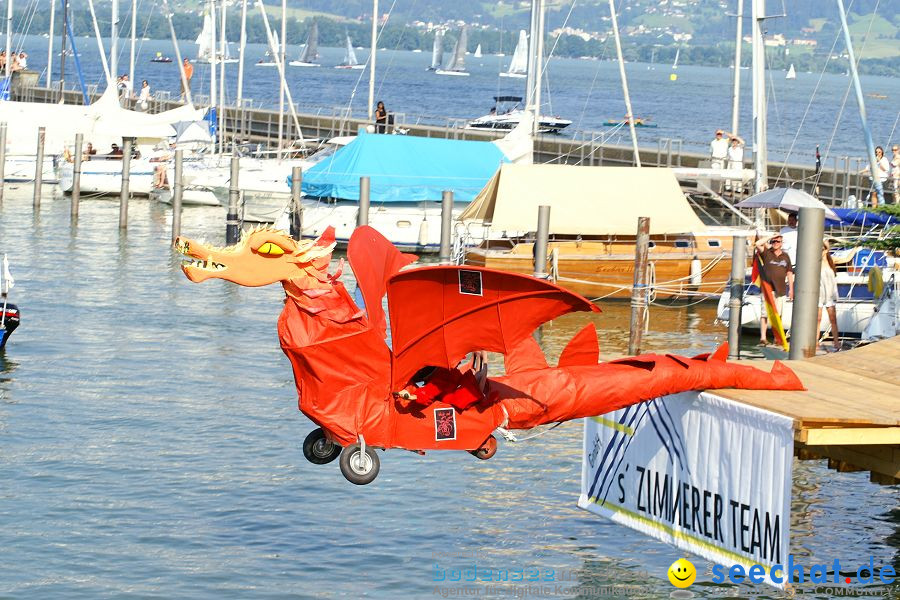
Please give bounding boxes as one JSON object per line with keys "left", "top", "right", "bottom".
{"left": 467, "top": 110, "right": 572, "bottom": 134}
{"left": 58, "top": 158, "right": 155, "bottom": 195}
{"left": 151, "top": 186, "right": 220, "bottom": 206}
{"left": 288, "top": 61, "right": 320, "bottom": 67}
{"left": 434, "top": 69, "right": 470, "bottom": 77}
{"left": 3, "top": 155, "right": 59, "bottom": 183}
{"left": 717, "top": 291, "right": 878, "bottom": 337}
{"left": 499, "top": 72, "right": 526, "bottom": 78}
{"left": 335, "top": 65, "right": 365, "bottom": 70}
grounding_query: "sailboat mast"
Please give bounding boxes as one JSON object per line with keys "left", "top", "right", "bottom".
{"left": 46, "top": 0, "right": 55, "bottom": 86}
{"left": 237, "top": 0, "right": 247, "bottom": 106}
{"left": 751, "top": 0, "right": 767, "bottom": 199}
{"left": 86, "top": 0, "right": 111, "bottom": 84}
{"left": 731, "top": 0, "right": 743, "bottom": 135}
{"left": 277, "top": 0, "right": 285, "bottom": 159}
{"left": 129, "top": 0, "right": 136, "bottom": 87}
{"left": 5, "top": 0, "right": 12, "bottom": 80}
{"left": 162, "top": 0, "right": 190, "bottom": 104}
{"left": 531, "top": 0, "right": 545, "bottom": 136}
{"left": 368, "top": 0, "right": 378, "bottom": 121}
{"left": 59, "top": 0, "right": 68, "bottom": 90}
{"left": 836, "top": 0, "right": 884, "bottom": 205}
{"left": 524, "top": 0, "right": 536, "bottom": 115}
{"left": 209, "top": 0, "right": 216, "bottom": 120}
{"left": 608, "top": 0, "right": 641, "bottom": 166}
{"left": 219, "top": 0, "right": 227, "bottom": 154}
{"left": 111, "top": 0, "right": 118, "bottom": 81}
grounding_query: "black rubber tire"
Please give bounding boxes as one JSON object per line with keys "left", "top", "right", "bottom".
{"left": 302, "top": 428, "right": 341, "bottom": 465}
{"left": 339, "top": 444, "right": 380, "bottom": 485}
{"left": 469, "top": 435, "right": 498, "bottom": 460}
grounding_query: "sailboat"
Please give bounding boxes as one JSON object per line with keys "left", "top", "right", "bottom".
{"left": 256, "top": 31, "right": 278, "bottom": 66}
{"left": 335, "top": 33, "right": 364, "bottom": 69}
{"left": 435, "top": 27, "right": 469, "bottom": 76}
{"left": 289, "top": 21, "right": 320, "bottom": 67}
{"left": 427, "top": 30, "right": 444, "bottom": 71}
{"left": 786, "top": 63, "right": 796, "bottom": 79}
{"left": 473, "top": 44, "right": 482, "bottom": 58}
{"left": 196, "top": 9, "right": 237, "bottom": 64}
{"left": 500, "top": 30, "right": 527, "bottom": 79}
{"left": 669, "top": 47, "right": 680, "bottom": 81}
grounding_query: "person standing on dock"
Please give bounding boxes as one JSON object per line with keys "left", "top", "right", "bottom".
{"left": 725, "top": 133, "right": 745, "bottom": 193}
{"left": 180, "top": 58, "right": 194, "bottom": 102}
{"left": 866, "top": 146, "right": 890, "bottom": 208}
{"left": 818, "top": 240, "right": 840, "bottom": 351}
{"left": 709, "top": 129, "right": 729, "bottom": 170}
{"left": 755, "top": 234, "right": 794, "bottom": 346}
{"left": 375, "top": 101, "right": 388, "bottom": 134}
{"left": 890, "top": 144, "right": 900, "bottom": 204}
{"left": 780, "top": 212, "right": 798, "bottom": 265}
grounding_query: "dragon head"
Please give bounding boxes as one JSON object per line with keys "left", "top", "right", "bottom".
{"left": 174, "top": 226, "right": 338, "bottom": 292}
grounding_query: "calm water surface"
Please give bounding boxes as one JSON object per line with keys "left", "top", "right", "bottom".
{"left": 1, "top": 189, "right": 898, "bottom": 598}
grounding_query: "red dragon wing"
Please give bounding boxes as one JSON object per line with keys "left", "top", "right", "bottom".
{"left": 347, "top": 226, "right": 418, "bottom": 338}
{"left": 387, "top": 265, "right": 600, "bottom": 390}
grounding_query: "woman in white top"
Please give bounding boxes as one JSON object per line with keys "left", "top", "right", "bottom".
{"left": 137, "top": 80, "right": 151, "bottom": 112}
{"left": 868, "top": 146, "right": 890, "bottom": 207}
{"left": 818, "top": 240, "right": 840, "bottom": 351}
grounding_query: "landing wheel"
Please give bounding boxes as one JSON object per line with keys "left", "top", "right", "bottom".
{"left": 339, "top": 444, "right": 380, "bottom": 485}
{"left": 303, "top": 428, "right": 341, "bottom": 465}
{"left": 469, "top": 435, "right": 498, "bottom": 460}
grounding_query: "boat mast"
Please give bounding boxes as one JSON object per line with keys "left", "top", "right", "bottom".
{"left": 524, "top": 0, "right": 536, "bottom": 117}
{"left": 531, "top": 0, "right": 545, "bottom": 136}
{"left": 367, "top": 0, "right": 378, "bottom": 121}
{"left": 110, "top": 0, "right": 118, "bottom": 81}
{"left": 219, "top": 0, "right": 226, "bottom": 154}
{"left": 731, "top": 0, "right": 743, "bottom": 135}
{"left": 254, "top": 0, "right": 304, "bottom": 146}
{"left": 46, "top": 0, "right": 55, "bottom": 87}
{"left": 751, "top": 0, "right": 767, "bottom": 202}
{"left": 86, "top": 0, "right": 112, "bottom": 85}
{"left": 836, "top": 0, "right": 884, "bottom": 205}
{"left": 59, "top": 0, "right": 68, "bottom": 92}
{"left": 129, "top": 0, "right": 136, "bottom": 88}
{"left": 5, "top": 0, "right": 12, "bottom": 81}
{"left": 237, "top": 0, "right": 247, "bottom": 106}
{"left": 162, "top": 0, "right": 190, "bottom": 104}
{"left": 277, "top": 0, "right": 285, "bottom": 159}
{"left": 608, "top": 0, "right": 641, "bottom": 166}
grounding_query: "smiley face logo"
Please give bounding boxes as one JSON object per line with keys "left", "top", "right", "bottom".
{"left": 668, "top": 558, "right": 696, "bottom": 588}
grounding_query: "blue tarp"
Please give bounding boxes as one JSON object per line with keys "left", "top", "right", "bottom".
{"left": 832, "top": 208, "right": 899, "bottom": 228}
{"left": 298, "top": 132, "right": 508, "bottom": 203}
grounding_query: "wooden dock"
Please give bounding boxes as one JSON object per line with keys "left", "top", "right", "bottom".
{"left": 714, "top": 337, "right": 900, "bottom": 484}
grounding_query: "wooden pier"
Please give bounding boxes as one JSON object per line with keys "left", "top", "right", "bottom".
{"left": 714, "top": 337, "right": 900, "bottom": 484}
{"left": 10, "top": 84, "right": 875, "bottom": 209}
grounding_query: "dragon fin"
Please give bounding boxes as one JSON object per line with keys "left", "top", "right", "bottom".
{"left": 503, "top": 335, "right": 548, "bottom": 375}
{"left": 558, "top": 323, "right": 599, "bottom": 368}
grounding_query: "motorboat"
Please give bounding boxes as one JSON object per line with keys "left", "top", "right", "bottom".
{"left": 151, "top": 52, "right": 173, "bottom": 63}
{"left": 467, "top": 96, "right": 572, "bottom": 134}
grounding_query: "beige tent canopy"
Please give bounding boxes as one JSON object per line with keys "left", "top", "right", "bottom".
{"left": 458, "top": 163, "right": 707, "bottom": 235}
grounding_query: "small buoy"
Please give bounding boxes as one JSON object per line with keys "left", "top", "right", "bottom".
{"left": 669, "top": 73, "right": 677, "bottom": 81}
{"left": 868, "top": 266, "right": 884, "bottom": 297}
{"left": 418, "top": 220, "right": 429, "bottom": 246}
{"left": 690, "top": 256, "right": 702, "bottom": 287}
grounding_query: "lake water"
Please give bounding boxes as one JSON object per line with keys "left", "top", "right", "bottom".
{"left": 1, "top": 186, "right": 898, "bottom": 598}
{"left": 15, "top": 34, "right": 900, "bottom": 165}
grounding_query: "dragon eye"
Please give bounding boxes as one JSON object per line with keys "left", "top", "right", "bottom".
{"left": 257, "top": 242, "right": 285, "bottom": 256}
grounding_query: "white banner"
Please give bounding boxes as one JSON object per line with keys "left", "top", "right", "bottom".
{"left": 578, "top": 391, "right": 793, "bottom": 586}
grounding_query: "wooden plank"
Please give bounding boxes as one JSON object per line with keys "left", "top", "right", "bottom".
{"left": 806, "top": 338, "right": 900, "bottom": 387}
{"left": 804, "top": 428, "right": 900, "bottom": 446}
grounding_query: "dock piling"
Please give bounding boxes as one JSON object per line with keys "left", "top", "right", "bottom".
{"left": 788, "top": 206, "right": 825, "bottom": 360}
{"left": 439, "top": 190, "right": 453, "bottom": 264}
{"left": 171, "top": 149, "right": 183, "bottom": 242}
{"left": 119, "top": 137, "right": 133, "bottom": 229}
{"left": 727, "top": 235, "right": 747, "bottom": 359}
{"left": 533, "top": 205, "right": 551, "bottom": 279}
{"left": 358, "top": 176, "right": 370, "bottom": 227}
{"left": 33, "top": 126, "right": 45, "bottom": 210}
{"left": 628, "top": 216, "right": 651, "bottom": 355}
{"left": 226, "top": 153, "right": 240, "bottom": 244}
{"left": 290, "top": 166, "right": 302, "bottom": 241}
{"left": 0, "top": 122, "right": 7, "bottom": 206}
{"left": 71, "top": 133, "right": 83, "bottom": 219}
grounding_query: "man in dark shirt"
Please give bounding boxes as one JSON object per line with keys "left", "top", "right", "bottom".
{"left": 755, "top": 234, "right": 794, "bottom": 345}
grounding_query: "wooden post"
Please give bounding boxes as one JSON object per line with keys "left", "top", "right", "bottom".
{"left": 727, "top": 235, "right": 747, "bottom": 359}
{"left": 119, "top": 137, "right": 133, "bottom": 229}
{"left": 33, "top": 126, "right": 45, "bottom": 209}
{"left": 439, "top": 190, "right": 453, "bottom": 264}
{"left": 533, "top": 205, "right": 550, "bottom": 278}
{"left": 0, "top": 122, "right": 6, "bottom": 206}
{"left": 226, "top": 153, "right": 240, "bottom": 244}
{"left": 290, "top": 166, "right": 302, "bottom": 241}
{"left": 357, "top": 176, "right": 370, "bottom": 227}
{"left": 171, "top": 149, "right": 183, "bottom": 242}
{"left": 71, "top": 132, "right": 83, "bottom": 219}
{"left": 628, "top": 217, "right": 651, "bottom": 355}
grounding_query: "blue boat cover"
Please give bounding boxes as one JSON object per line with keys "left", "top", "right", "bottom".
{"left": 298, "top": 132, "right": 508, "bottom": 203}
{"left": 832, "top": 208, "right": 899, "bottom": 227}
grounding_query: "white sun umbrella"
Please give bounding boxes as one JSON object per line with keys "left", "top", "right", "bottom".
{"left": 736, "top": 187, "right": 839, "bottom": 221}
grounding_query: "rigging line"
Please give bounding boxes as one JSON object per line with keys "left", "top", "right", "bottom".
{"left": 374, "top": 0, "right": 409, "bottom": 102}
{"left": 539, "top": 0, "right": 577, "bottom": 114}
{"left": 775, "top": 5, "right": 850, "bottom": 179}
{"left": 344, "top": 0, "right": 401, "bottom": 118}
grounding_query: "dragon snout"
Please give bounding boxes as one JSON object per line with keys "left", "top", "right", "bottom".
{"left": 173, "top": 237, "right": 192, "bottom": 256}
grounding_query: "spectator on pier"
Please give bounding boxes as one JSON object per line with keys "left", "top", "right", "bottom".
{"left": 16, "top": 52, "right": 26, "bottom": 70}
{"left": 137, "top": 80, "right": 151, "bottom": 112}
{"left": 180, "top": 58, "right": 194, "bottom": 101}
{"left": 725, "top": 133, "right": 745, "bottom": 193}
{"left": 375, "top": 101, "right": 388, "bottom": 133}
{"left": 818, "top": 240, "right": 840, "bottom": 352}
{"left": 0, "top": 51, "right": 7, "bottom": 72}
{"left": 108, "top": 143, "right": 123, "bottom": 158}
{"left": 890, "top": 144, "right": 900, "bottom": 204}
{"left": 755, "top": 233, "right": 794, "bottom": 346}
{"left": 709, "top": 129, "right": 729, "bottom": 170}
{"left": 779, "top": 212, "right": 798, "bottom": 265}
{"left": 866, "top": 146, "right": 890, "bottom": 207}
{"left": 85, "top": 142, "right": 97, "bottom": 160}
